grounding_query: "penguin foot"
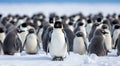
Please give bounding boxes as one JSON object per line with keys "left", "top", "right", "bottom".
{"left": 52, "top": 57, "right": 64, "bottom": 61}
{"left": 112, "top": 47, "right": 116, "bottom": 49}
{"left": 4, "top": 52, "right": 14, "bottom": 55}
{"left": 117, "top": 52, "right": 120, "bottom": 56}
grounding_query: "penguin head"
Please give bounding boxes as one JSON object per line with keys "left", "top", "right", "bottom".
{"left": 112, "top": 19, "right": 119, "bottom": 25}
{"left": 75, "top": 31, "right": 84, "bottom": 37}
{"left": 87, "top": 19, "right": 92, "bottom": 24}
{"left": 28, "top": 28, "right": 35, "bottom": 34}
{"left": 114, "top": 24, "right": 120, "bottom": 29}
{"left": 95, "top": 29, "right": 108, "bottom": 36}
{"left": 102, "top": 24, "right": 108, "bottom": 29}
{"left": 54, "top": 21, "right": 63, "bottom": 29}
{"left": 21, "top": 23, "right": 28, "bottom": 28}
{"left": 0, "top": 27, "right": 5, "bottom": 33}
{"left": 68, "top": 21, "right": 74, "bottom": 26}
{"left": 77, "top": 22, "right": 84, "bottom": 26}
{"left": 96, "top": 18, "right": 102, "bottom": 23}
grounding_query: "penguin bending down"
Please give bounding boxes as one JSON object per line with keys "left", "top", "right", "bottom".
{"left": 88, "top": 29, "right": 108, "bottom": 56}
{"left": 23, "top": 28, "right": 40, "bottom": 54}
{"left": 73, "top": 31, "right": 87, "bottom": 55}
{"left": 3, "top": 28, "right": 23, "bottom": 55}
{"left": 102, "top": 24, "right": 112, "bottom": 50}
{"left": 48, "top": 21, "right": 69, "bottom": 61}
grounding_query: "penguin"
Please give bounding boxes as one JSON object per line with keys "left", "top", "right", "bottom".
{"left": 0, "top": 40, "right": 4, "bottom": 55}
{"left": 48, "top": 21, "right": 69, "bottom": 61}
{"left": 102, "top": 24, "right": 112, "bottom": 50}
{"left": 116, "top": 34, "right": 120, "bottom": 56}
{"left": 3, "top": 28, "right": 23, "bottom": 55}
{"left": 88, "top": 22, "right": 102, "bottom": 41}
{"left": 19, "top": 23, "right": 29, "bottom": 47}
{"left": 112, "top": 24, "right": 120, "bottom": 49}
{"left": 23, "top": 28, "right": 40, "bottom": 54}
{"left": 73, "top": 31, "right": 87, "bottom": 55}
{"left": 86, "top": 18, "right": 93, "bottom": 37}
{"left": 88, "top": 29, "right": 108, "bottom": 56}
{"left": 0, "top": 27, "right": 6, "bottom": 43}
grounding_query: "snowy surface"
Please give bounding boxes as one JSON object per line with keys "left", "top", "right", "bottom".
{"left": 0, "top": 3, "right": 120, "bottom": 66}
{"left": 0, "top": 49, "right": 119, "bottom": 66}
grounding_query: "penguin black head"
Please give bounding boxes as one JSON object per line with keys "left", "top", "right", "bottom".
{"left": 75, "top": 31, "right": 84, "bottom": 37}
{"left": 54, "top": 21, "right": 62, "bottom": 28}
{"left": 103, "top": 19, "right": 109, "bottom": 24}
{"left": 112, "top": 19, "right": 119, "bottom": 25}
{"left": 0, "top": 27, "right": 5, "bottom": 33}
{"left": 78, "top": 22, "right": 84, "bottom": 26}
{"left": 102, "top": 24, "right": 108, "bottom": 29}
{"left": 0, "top": 14, "right": 2, "bottom": 18}
{"left": 49, "top": 17, "right": 54, "bottom": 23}
{"left": 28, "top": 29, "right": 35, "bottom": 33}
{"left": 87, "top": 19, "right": 92, "bottom": 24}
{"left": 95, "top": 29, "right": 108, "bottom": 36}
{"left": 97, "top": 18, "right": 102, "bottom": 22}
{"left": 68, "top": 21, "right": 74, "bottom": 26}
{"left": 114, "top": 24, "right": 120, "bottom": 29}
{"left": 21, "top": 23, "right": 28, "bottom": 27}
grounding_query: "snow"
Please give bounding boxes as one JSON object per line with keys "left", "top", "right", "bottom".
{"left": 0, "top": 3, "right": 120, "bottom": 66}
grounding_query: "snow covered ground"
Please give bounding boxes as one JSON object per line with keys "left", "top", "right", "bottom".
{"left": 0, "top": 3, "right": 120, "bottom": 66}
{"left": 0, "top": 49, "right": 119, "bottom": 66}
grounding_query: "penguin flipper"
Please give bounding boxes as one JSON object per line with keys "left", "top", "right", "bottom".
{"left": 113, "top": 39, "right": 118, "bottom": 49}
{"left": 37, "top": 39, "right": 40, "bottom": 50}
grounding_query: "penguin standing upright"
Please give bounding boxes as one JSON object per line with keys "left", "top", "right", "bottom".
{"left": 88, "top": 29, "right": 108, "bottom": 56}
{"left": 0, "top": 27, "right": 6, "bottom": 43}
{"left": 73, "top": 31, "right": 87, "bottom": 55}
{"left": 112, "top": 24, "right": 120, "bottom": 49}
{"left": 86, "top": 18, "right": 93, "bottom": 37}
{"left": 19, "top": 23, "right": 28, "bottom": 47}
{"left": 23, "top": 28, "right": 40, "bottom": 54}
{"left": 116, "top": 34, "right": 120, "bottom": 56}
{"left": 102, "top": 24, "right": 112, "bottom": 50}
{"left": 3, "top": 28, "right": 23, "bottom": 55}
{"left": 48, "top": 21, "right": 69, "bottom": 61}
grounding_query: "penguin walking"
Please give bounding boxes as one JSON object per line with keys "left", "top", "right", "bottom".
{"left": 102, "top": 24, "right": 112, "bottom": 50}
{"left": 23, "top": 28, "right": 40, "bottom": 54}
{"left": 3, "top": 28, "right": 23, "bottom": 55}
{"left": 116, "top": 34, "right": 120, "bottom": 56}
{"left": 73, "top": 31, "right": 87, "bottom": 55}
{"left": 112, "top": 24, "right": 120, "bottom": 49}
{"left": 48, "top": 21, "right": 69, "bottom": 61}
{"left": 88, "top": 29, "right": 108, "bottom": 56}
{"left": 0, "top": 27, "right": 6, "bottom": 43}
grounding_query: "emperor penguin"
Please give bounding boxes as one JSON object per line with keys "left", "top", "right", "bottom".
{"left": 102, "top": 24, "right": 112, "bottom": 50}
{"left": 48, "top": 21, "right": 69, "bottom": 61}
{"left": 88, "top": 29, "right": 108, "bottom": 56}
{"left": 112, "top": 24, "right": 120, "bottom": 49}
{"left": 19, "top": 23, "right": 29, "bottom": 47}
{"left": 0, "top": 27, "right": 6, "bottom": 43}
{"left": 116, "top": 34, "right": 120, "bottom": 56}
{"left": 86, "top": 18, "right": 93, "bottom": 37}
{"left": 73, "top": 31, "right": 87, "bottom": 55}
{"left": 3, "top": 28, "right": 23, "bottom": 55}
{"left": 23, "top": 28, "right": 40, "bottom": 54}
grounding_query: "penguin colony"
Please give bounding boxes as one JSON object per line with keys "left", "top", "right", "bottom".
{"left": 0, "top": 12, "right": 120, "bottom": 61}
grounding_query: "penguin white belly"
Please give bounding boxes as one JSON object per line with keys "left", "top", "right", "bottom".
{"left": 104, "top": 33, "right": 112, "bottom": 50}
{"left": 0, "top": 33, "right": 5, "bottom": 43}
{"left": 69, "top": 25, "right": 74, "bottom": 32}
{"left": 80, "top": 27, "right": 87, "bottom": 38}
{"left": 73, "top": 37, "right": 87, "bottom": 55}
{"left": 25, "top": 34, "right": 38, "bottom": 53}
{"left": 113, "top": 30, "right": 120, "bottom": 47}
{"left": 49, "top": 31, "right": 67, "bottom": 58}
{"left": 37, "top": 28, "right": 43, "bottom": 43}
{"left": 20, "top": 31, "right": 28, "bottom": 46}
